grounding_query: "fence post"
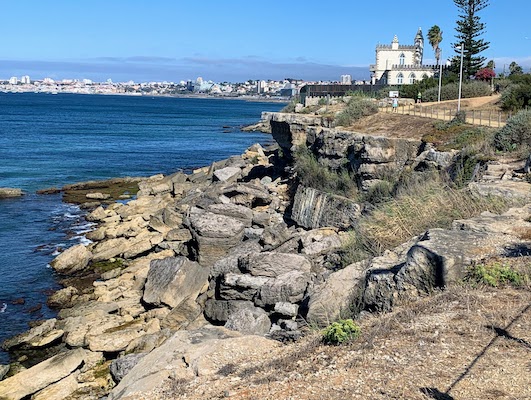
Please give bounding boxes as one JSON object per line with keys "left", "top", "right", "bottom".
{"left": 489, "top": 111, "right": 491, "bottom": 127}
{"left": 472, "top": 110, "right": 475, "bottom": 125}
{"left": 479, "top": 110, "right": 482, "bottom": 126}
{"left": 498, "top": 112, "right": 501, "bottom": 126}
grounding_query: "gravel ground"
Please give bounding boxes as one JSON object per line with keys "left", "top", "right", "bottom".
{"left": 134, "top": 282, "right": 530, "bottom": 400}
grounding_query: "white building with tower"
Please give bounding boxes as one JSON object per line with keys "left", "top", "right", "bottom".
{"left": 370, "top": 28, "right": 437, "bottom": 85}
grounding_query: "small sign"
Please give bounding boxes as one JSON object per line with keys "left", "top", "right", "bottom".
{"left": 389, "top": 91, "right": 399, "bottom": 98}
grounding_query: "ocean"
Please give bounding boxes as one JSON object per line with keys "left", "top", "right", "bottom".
{"left": 0, "top": 93, "right": 284, "bottom": 363}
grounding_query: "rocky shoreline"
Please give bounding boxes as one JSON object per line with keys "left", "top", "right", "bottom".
{"left": 1, "top": 111, "right": 530, "bottom": 399}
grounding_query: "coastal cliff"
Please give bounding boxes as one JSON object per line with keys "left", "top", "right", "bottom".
{"left": 1, "top": 111, "right": 530, "bottom": 399}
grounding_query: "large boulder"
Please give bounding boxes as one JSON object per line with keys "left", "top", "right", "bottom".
{"left": 305, "top": 261, "right": 367, "bottom": 326}
{"left": 110, "top": 353, "right": 146, "bottom": 383}
{"left": 363, "top": 228, "right": 516, "bottom": 312}
{"left": 85, "top": 320, "right": 149, "bottom": 353}
{"left": 239, "top": 252, "right": 311, "bottom": 278}
{"left": 224, "top": 307, "right": 271, "bottom": 335}
{"left": 188, "top": 207, "right": 245, "bottom": 267}
{"left": 213, "top": 167, "right": 242, "bottom": 183}
{"left": 50, "top": 244, "right": 92, "bottom": 274}
{"left": 0, "top": 348, "right": 85, "bottom": 400}
{"left": 291, "top": 186, "right": 361, "bottom": 230}
{"left": 143, "top": 257, "right": 209, "bottom": 309}
{"left": 203, "top": 299, "right": 256, "bottom": 324}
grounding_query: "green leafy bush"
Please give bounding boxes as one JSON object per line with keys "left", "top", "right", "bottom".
{"left": 334, "top": 98, "right": 378, "bottom": 127}
{"left": 466, "top": 262, "right": 523, "bottom": 287}
{"left": 422, "top": 81, "right": 491, "bottom": 102}
{"left": 500, "top": 84, "right": 531, "bottom": 111}
{"left": 293, "top": 147, "right": 357, "bottom": 197}
{"left": 493, "top": 109, "right": 531, "bottom": 152}
{"left": 281, "top": 97, "right": 299, "bottom": 113}
{"left": 322, "top": 319, "right": 361, "bottom": 345}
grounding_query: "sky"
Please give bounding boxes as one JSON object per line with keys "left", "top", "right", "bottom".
{"left": 1, "top": 0, "right": 530, "bottom": 83}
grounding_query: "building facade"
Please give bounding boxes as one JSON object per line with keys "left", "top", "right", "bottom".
{"left": 370, "top": 28, "right": 437, "bottom": 86}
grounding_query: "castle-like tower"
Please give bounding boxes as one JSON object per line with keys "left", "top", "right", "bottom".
{"left": 370, "top": 28, "right": 436, "bottom": 86}
{"left": 413, "top": 27, "right": 424, "bottom": 66}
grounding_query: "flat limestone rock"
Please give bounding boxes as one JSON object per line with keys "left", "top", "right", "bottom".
{"left": 0, "top": 348, "right": 85, "bottom": 400}
{"left": 0, "top": 188, "right": 23, "bottom": 198}
{"left": 108, "top": 326, "right": 280, "bottom": 400}
{"left": 32, "top": 372, "right": 80, "bottom": 400}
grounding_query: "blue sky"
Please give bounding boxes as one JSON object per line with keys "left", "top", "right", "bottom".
{"left": 1, "top": 0, "right": 530, "bottom": 82}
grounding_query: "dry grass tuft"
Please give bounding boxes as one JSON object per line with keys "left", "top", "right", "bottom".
{"left": 343, "top": 174, "right": 512, "bottom": 262}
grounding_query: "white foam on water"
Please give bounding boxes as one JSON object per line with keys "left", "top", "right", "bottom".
{"left": 0, "top": 303, "right": 6, "bottom": 313}
{"left": 78, "top": 237, "right": 93, "bottom": 246}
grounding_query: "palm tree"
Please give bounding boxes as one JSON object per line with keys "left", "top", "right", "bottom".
{"left": 428, "top": 25, "right": 443, "bottom": 66}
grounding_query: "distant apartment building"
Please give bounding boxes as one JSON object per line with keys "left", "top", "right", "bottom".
{"left": 9, "top": 76, "right": 18, "bottom": 85}
{"left": 340, "top": 74, "right": 352, "bottom": 85}
{"left": 369, "top": 28, "right": 437, "bottom": 85}
{"left": 20, "top": 75, "right": 31, "bottom": 84}
{"left": 43, "top": 78, "right": 55, "bottom": 84}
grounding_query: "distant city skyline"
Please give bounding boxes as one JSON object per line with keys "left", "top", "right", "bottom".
{"left": 1, "top": 0, "right": 530, "bottom": 82}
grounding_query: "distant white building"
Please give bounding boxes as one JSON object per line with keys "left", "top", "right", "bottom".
{"left": 340, "top": 74, "right": 352, "bottom": 85}
{"left": 43, "top": 77, "right": 55, "bottom": 84}
{"left": 82, "top": 79, "right": 93, "bottom": 85}
{"left": 20, "top": 75, "right": 31, "bottom": 84}
{"left": 9, "top": 76, "right": 18, "bottom": 85}
{"left": 256, "top": 80, "right": 267, "bottom": 94}
{"left": 370, "top": 28, "right": 437, "bottom": 86}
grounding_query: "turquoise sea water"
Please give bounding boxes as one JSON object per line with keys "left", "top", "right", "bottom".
{"left": 0, "top": 93, "right": 284, "bottom": 363}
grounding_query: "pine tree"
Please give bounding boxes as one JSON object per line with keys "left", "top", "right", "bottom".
{"left": 451, "top": 0, "right": 490, "bottom": 77}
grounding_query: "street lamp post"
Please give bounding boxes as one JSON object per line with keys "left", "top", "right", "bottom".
{"left": 437, "top": 49, "right": 443, "bottom": 103}
{"left": 457, "top": 43, "right": 464, "bottom": 112}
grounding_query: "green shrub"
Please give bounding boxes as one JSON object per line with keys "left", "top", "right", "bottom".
{"left": 500, "top": 84, "right": 531, "bottom": 111}
{"left": 422, "top": 81, "right": 491, "bottom": 102}
{"left": 281, "top": 97, "right": 299, "bottom": 113}
{"left": 293, "top": 147, "right": 357, "bottom": 197}
{"left": 334, "top": 98, "right": 378, "bottom": 127}
{"left": 466, "top": 262, "right": 523, "bottom": 287}
{"left": 493, "top": 109, "right": 531, "bottom": 152}
{"left": 322, "top": 319, "right": 361, "bottom": 345}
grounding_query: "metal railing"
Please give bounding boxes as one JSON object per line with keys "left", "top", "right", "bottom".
{"left": 379, "top": 103, "right": 512, "bottom": 128}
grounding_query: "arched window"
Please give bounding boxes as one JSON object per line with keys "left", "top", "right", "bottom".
{"left": 397, "top": 73, "right": 403, "bottom": 85}
{"left": 409, "top": 73, "right": 416, "bottom": 84}
{"left": 399, "top": 53, "right": 405, "bottom": 65}
{"left": 422, "top": 74, "right": 428, "bottom": 80}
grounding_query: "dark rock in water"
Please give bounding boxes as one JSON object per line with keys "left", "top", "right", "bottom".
{"left": 110, "top": 353, "right": 146, "bottom": 383}
{"left": 25, "top": 304, "right": 42, "bottom": 314}
{"left": 36, "top": 187, "right": 61, "bottom": 195}
{"left": 11, "top": 298, "right": 25, "bottom": 305}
